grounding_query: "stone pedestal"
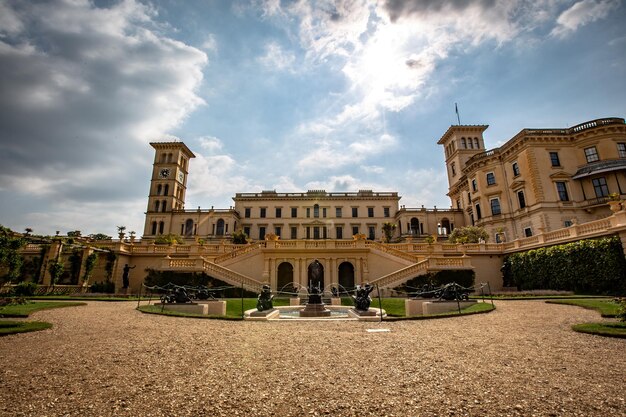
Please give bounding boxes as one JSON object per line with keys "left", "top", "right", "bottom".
{"left": 349, "top": 308, "right": 376, "bottom": 317}
{"left": 250, "top": 308, "right": 278, "bottom": 317}
{"left": 330, "top": 297, "right": 342, "bottom": 305}
{"left": 198, "top": 300, "right": 227, "bottom": 316}
{"left": 299, "top": 303, "right": 331, "bottom": 317}
{"left": 290, "top": 297, "right": 301, "bottom": 306}
{"left": 155, "top": 303, "right": 208, "bottom": 315}
{"left": 422, "top": 300, "right": 476, "bottom": 315}
{"left": 405, "top": 298, "right": 429, "bottom": 316}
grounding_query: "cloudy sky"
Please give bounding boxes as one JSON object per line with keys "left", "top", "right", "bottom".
{"left": 0, "top": 0, "right": 624, "bottom": 237}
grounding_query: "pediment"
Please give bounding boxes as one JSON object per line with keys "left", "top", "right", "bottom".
{"left": 549, "top": 171, "right": 571, "bottom": 179}
{"left": 510, "top": 180, "right": 525, "bottom": 189}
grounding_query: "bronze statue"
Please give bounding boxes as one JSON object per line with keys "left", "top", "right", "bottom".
{"left": 122, "top": 264, "right": 135, "bottom": 288}
{"left": 256, "top": 285, "right": 274, "bottom": 311}
{"left": 353, "top": 283, "right": 374, "bottom": 311}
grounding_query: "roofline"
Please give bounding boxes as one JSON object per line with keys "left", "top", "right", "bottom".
{"left": 150, "top": 141, "right": 196, "bottom": 158}
{"left": 437, "top": 125, "right": 489, "bottom": 145}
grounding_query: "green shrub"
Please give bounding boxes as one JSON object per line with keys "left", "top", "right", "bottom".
{"left": 617, "top": 299, "right": 626, "bottom": 322}
{"left": 395, "top": 269, "right": 475, "bottom": 292}
{"left": 506, "top": 236, "right": 626, "bottom": 295}
{"left": 13, "top": 281, "right": 37, "bottom": 297}
{"left": 90, "top": 281, "right": 115, "bottom": 293}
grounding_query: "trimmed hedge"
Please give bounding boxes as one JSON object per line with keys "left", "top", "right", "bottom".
{"left": 504, "top": 236, "right": 626, "bottom": 295}
{"left": 395, "top": 269, "right": 475, "bottom": 292}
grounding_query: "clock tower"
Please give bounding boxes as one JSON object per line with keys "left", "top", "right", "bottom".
{"left": 143, "top": 142, "right": 195, "bottom": 237}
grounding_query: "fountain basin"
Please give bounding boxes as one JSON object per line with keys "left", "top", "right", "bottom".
{"left": 244, "top": 305, "right": 385, "bottom": 321}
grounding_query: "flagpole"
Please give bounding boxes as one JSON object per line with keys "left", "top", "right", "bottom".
{"left": 455, "top": 102, "right": 461, "bottom": 125}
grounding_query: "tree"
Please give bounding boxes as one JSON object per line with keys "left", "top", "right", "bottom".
{"left": 68, "top": 250, "right": 83, "bottom": 283}
{"left": 381, "top": 222, "right": 396, "bottom": 243}
{"left": 67, "top": 230, "right": 82, "bottom": 237}
{"left": 48, "top": 260, "right": 64, "bottom": 285}
{"left": 88, "top": 233, "right": 112, "bottom": 241}
{"left": 154, "top": 233, "right": 183, "bottom": 245}
{"left": 0, "top": 225, "right": 26, "bottom": 282}
{"left": 448, "top": 226, "right": 489, "bottom": 244}
{"left": 82, "top": 253, "right": 98, "bottom": 283}
{"left": 232, "top": 229, "right": 248, "bottom": 244}
{"left": 24, "top": 227, "right": 33, "bottom": 236}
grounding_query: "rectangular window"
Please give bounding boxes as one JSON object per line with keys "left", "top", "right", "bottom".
{"left": 368, "top": 207, "right": 374, "bottom": 217}
{"left": 322, "top": 208, "right": 327, "bottom": 218}
{"left": 618, "top": 143, "right": 626, "bottom": 158}
{"left": 517, "top": 191, "right": 526, "bottom": 209}
{"left": 471, "top": 179, "right": 477, "bottom": 192}
{"left": 556, "top": 182, "right": 569, "bottom": 201}
{"left": 259, "top": 226, "right": 266, "bottom": 240}
{"left": 275, "top": 208, "right": 282, "bottom": 218}
{"left": 550, "top": 152, "right": 560, "bottom": 167}
{"left": 291, "top": 207, "right": 297, "bottom": 218}
{"left": 306, "top": 208, "right": 310, "bottom": 218}
{"left": 290, "top": 226, "right": 297, "bottom": 239}
{"left": 336, "top": 226, "right": 343, "bottom": 239}
{"left": 584, "top": 146, "right": 599, "bottom": 163}
{"left": 592, "top": 177, "right": 609, "bottom": 198}
{"left": 313, "top": 205, "right": 319, "bottom": 218}
{"left": 524, "top": 227, "right": 533, "bottom": 237}
{"left": 564, "top": 220, "right": 573, "bottom": 227}
{"left": 306, "top": 227, "right": 310, "bottom": 239}
{"left": 275, "top": 226, "right": 281, "bottom": 237}
{"left": 490, "top": 198, "right": 501, "bottom": 215}
{"left": 451, "top": 162, "right": 456, "bottom": 176}
{"left": 313, "top": 227, "right": 320, "bottom": 239}
{"left": 486, "top": 172, "right": 496, "bottom": 186}
{"left": 323, "top": 227, "right": 327, "bottom": 239}
{"left": 336, "top": 207, "right": 342, "bottom": 218}
{"left": 352, "top": 226, "right": 359, "bottom": 236}
{"left": 512, "top": 162, "right": 520, "bottom": 177}
{"left": 352, "top": 207, "right": 358, "bottom": 217}
{"left": 243, "top": 226, "right": 250, "bottom": 237}
{"left": 244, "top": 208, "right": 251, "bottom": 218}
{"left": 368, "top": 226, "right": 375, "bottom": 240}
{"left": 260, "top": 208, "right": 266, "bottom": 218}
{"left": 475, "top": 204, "right": 482, "bottom": 220}
{"left": 384, "top": 207, "right": 390, "bottom": 217}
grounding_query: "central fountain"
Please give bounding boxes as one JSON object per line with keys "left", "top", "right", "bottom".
{"left": 299, "top": 259, "right": 331, "bottom": 317}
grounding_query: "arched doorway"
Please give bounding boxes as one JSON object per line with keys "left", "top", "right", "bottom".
{"left": 184, "top": 219, "right": 194, "bottom": 236}
{"left": 440, "top": 218, "right": 450, "bottom": 235}
{"left": 307, "top": 260, "right": 324, "bottom": 290}
{"left": 216, "top": 218, "right": 225, "bottom": 236}
{"left": 338, "top": 262, "right": 354, "bottom": 290}
{"left": 410, "top": 218, "right": 419, "bottom": 235}
{"left": 277, "top": 262, "right": 294, "bottom": 292}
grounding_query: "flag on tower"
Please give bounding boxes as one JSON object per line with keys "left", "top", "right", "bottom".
{"left": 455, "top": 103, "right": 461, "bottom": 125}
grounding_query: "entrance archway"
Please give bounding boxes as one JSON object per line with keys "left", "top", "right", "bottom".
{"left": 184, "top": 219, "right": 194, "bottom": 236}
{"left": 338, "top": 262, "right": 354, "bottom": 290}
{"left": 410, "top": 218, "right": 419, "bottom": 235}
{"left": 307, "top": 260, "right": 324, "bottom": 290}
{"left": 277, "top": 262, "right": 293, "bottom": 292}
{"left": 440, "top": 218, "right": 451, "bottom": 235}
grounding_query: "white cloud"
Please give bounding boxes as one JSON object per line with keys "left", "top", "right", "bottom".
{"left": 198, "top": 136, "right": 224, "bottom": 153}
{"left": 360, "top": 165, "right": 385, "bottom": 174}
{"left": 551, "top": 0, "right": 620, "bottom": 38}
{"left": 258, "top": 40, "right": 296, "bottom": 72}
{"left": 201, "top": 33, "right": 218, "bottom": 52}
{"left": 187, "top": 153, "right": 260, "bottom": 201}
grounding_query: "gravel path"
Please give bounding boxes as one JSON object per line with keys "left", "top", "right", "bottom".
{"left": 0, "top": 300, "right": 624, "bottom": 416}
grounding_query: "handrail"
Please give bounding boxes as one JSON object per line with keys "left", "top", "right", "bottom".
{"left": 202, "top": 260, "right": 263, "bottom": 292}
{"left": 365, "top": 241, "right": 420, "bottom": 263}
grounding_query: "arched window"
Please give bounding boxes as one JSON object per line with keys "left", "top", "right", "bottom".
{"left": 184, "top": 219, "right": 194, "bottom": 236}
{"left": 313, "top": 204, "right": 319, "bottom": 218}
{"left": 167, "top": 153, "right": 173, "bottom": 163}
{"left": 216, "top": 219, "right": 225, "bottom": 236}
{"left": 161, "top": 200, "right": 167, "bottom": 212}
{"left": 461, "top": 138, "right": 466, "bottom": 148}
{"left": 157, "top": 184, "right": 162, "bottom": 195}
{"left": 440, "top": 218, "right": 450, "bottom": 235}
{"left": 474, "top": 138, "right": 479, "bottom": 148}
{"left": 468, "top": 139, "right": 473, "bottom": 149}
{"left": 160, "top": 153, "right": 166, "bottom": 163}
{"left": 154, "top": 201, "right": 160, "bottom": 212}
{"left": 151, "top": 221, "right": 157, "bottom": 235}
{"left": 158, "top": 221, "right": 164, "bottom": 234}
{"left": 410, "top": 218, "right": 420, "bottom": 235}
{"left": 164, "top": 184, "right": 169, "bottom": 196}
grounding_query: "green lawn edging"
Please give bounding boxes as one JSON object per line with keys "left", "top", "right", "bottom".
{"left": 0, "top": 301, "right": 86, "bottom": 318}
{"left": 0, "top": 321, "right": 53, "bottom": 336}
{"left": 545, "top": 299, "right": 619, "bottom": 317}
{"left": 572, "top": 322, "right": 626, "bottom": 339}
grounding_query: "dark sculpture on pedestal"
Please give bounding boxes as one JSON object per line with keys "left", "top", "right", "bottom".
{"left": 160, "top": 286, "right": 192, "bottom": 304}
{"left": 300, "top": 260, "right": 331, "bottom": 317}
{"left": 256, "top": 285, "right": 274, "bottom": 311}
{"left": 352, "top": 283, "right": 374, "bottom": 311}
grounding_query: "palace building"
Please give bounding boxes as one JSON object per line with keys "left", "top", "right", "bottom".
{"left": 24, "top": 117, "right": 626, "bottom": 294}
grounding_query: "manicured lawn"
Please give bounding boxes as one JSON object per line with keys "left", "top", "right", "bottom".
{"left": 0, "top": 301, "right": 86, "bottom": 317}
{"left": 545, "top": 299, "right": 619, "bottom": 317}
{"left": 572, "top": 322, "right": 626, "bottom": 339}
{"left": 0, "top": 320, "right": 52, "bottom": 336}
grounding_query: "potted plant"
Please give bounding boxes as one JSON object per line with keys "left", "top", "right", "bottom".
{"left": 608, "top": 193, "right": 622, "bottom": 212}
{"left": 117, "top": 225, "right": 126, "bottom": 240}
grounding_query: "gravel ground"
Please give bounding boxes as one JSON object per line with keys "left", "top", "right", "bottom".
{"left": 0, "top": 300, "right": 624, "bottom": 417}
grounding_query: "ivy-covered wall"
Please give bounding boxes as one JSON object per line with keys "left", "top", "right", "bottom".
{"left": 503, "top": 236, "right": 626, "bottom": 295}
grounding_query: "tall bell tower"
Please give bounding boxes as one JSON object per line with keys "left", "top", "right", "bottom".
{"left": 143, "top": 142, "right": 195, "bottom": 237}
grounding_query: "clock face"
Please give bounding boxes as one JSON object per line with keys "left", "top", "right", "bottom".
{"left": 177, "top": 171, "right": 184, "bottom": 183}
{"left": 159, "top": 168, "right": 170, "bottom": 178}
